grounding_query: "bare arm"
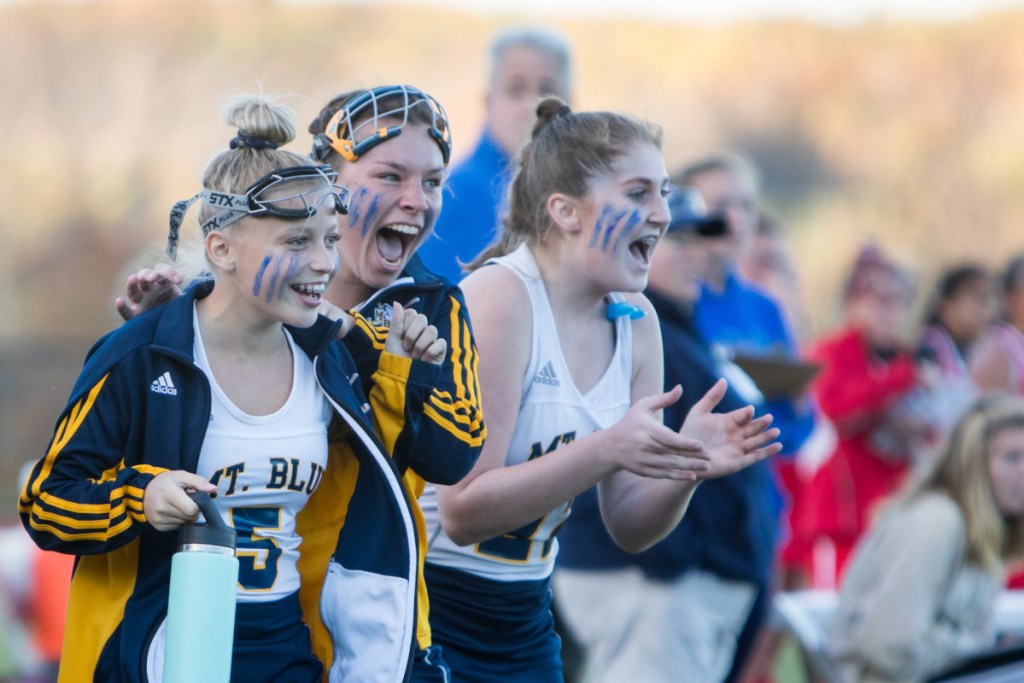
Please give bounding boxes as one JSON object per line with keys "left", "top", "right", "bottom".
{"left": 598, "top": 294, "right": 782, "bottom": 553}
{"left": 436, "top": 267, "right": 708, "bottom": 546}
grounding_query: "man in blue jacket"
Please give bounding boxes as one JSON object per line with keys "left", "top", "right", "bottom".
{"left": 417, "top": 27, "right": 572, "bottom": 282}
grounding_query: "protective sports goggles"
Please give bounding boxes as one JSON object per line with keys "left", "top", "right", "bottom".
{"left": 166, "top": 165, "right": 349, "bottom": 260}
{"left": 311, "top": 85, "right": 452, "bottom": 166}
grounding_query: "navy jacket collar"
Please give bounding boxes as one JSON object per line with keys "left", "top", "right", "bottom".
{"left": 152, "top": 279, "right": 212, "bottom": 360}
{"left": 401, "top": 253, "right": 445, "bottom": 287}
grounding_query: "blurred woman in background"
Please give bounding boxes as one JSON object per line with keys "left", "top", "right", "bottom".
{"left": 920, "top": 264, "right": 996, "bottom": 376}
{"left": 830, "top": 392, "right": 1024, "bottom": 683}
{"left": 914, "top": 263, "right": 996, "bottom": 435}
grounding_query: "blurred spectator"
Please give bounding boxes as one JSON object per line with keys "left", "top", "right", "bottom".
{"left": 971, "top": 256, "right": 1024, "bottom": 591}
{"left": 797, "top": 245, "right": 935, "bottom": 588}
{"left": 20, "top": 459, "right": 72, "bottom": 683}
{"left": 24, "top": 549, "right": 72, "bottom": 682}
{"left": 676, "top": 152, "right": 815, "bottom": 681}
{"left": 971, "top": 255, "right": 1024, "bottom": 395}
{"left": 830, "top": 393, "right": 1024, "bottom": 683}
{"left": 0, "top": 527, "right": 33, "bottom": 681}
{"left": 921, "top": 264, "right": 996, "bottom": 377}
{"left": 555, "top": 187, "right": 776, "bottom": 683}
{"left": 739, "top": 211, "right": 811, "bottom": 345}
{"left": 0, "top": 463, "right": 73, "bottom": 683}
{"left": 417, "top": 26, "right": 572, "bottom": 282}
{"left": 916, "top": 264, "right": 996, "bottom": 427}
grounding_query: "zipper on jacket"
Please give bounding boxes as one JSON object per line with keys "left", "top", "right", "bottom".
{"left": 314, "top": 356, "right": 418, "bottom": 681}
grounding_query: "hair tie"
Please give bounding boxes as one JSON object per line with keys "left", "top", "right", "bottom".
{"left": 230, "top": 130, "right": 280, "bottom": 150}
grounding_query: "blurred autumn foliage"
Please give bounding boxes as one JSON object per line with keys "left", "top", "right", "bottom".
{"left": 3, "top": 0, "right": 1024, "bottom": 511}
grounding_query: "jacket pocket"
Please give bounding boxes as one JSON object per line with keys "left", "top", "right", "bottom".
{"left": 320, "top": 560, "right": 410, "bottom": 683}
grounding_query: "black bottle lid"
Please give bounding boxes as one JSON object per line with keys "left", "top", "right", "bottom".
{"left": 177, "top": 491, "right": 237, "bottom": 550}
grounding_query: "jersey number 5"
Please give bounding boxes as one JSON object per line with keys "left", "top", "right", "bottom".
{"left": 230, "top": 506, "right": 282, "bottom": 592}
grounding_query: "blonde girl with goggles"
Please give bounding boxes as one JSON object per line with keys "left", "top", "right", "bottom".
{"left": 116, "top": 85, "right": 481, "bottom": 683}
{"left": 22, "top": 95, "right": 447, "bottom": 683}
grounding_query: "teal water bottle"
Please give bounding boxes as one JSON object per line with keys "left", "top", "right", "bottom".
{"left": 163, "top": 492, "right": 238, "bottom": 683}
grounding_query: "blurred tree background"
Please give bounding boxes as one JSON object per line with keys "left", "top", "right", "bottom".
{"left": 3, "top": 0, "right": 1024, "bottom": 515}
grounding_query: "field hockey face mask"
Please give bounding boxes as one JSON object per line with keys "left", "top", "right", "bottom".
{"left": 166, "top": 165, "right": 349, "bottom": 260}
{"left": 311, "top": 85, "right": 452, "bottom": 166}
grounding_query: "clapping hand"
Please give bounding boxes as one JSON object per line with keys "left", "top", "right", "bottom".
{"left": 679, "top": 379, "right": 782, "bottom": 479}
{"left": 604, "top": 385, "right": 711, "bottom": 480}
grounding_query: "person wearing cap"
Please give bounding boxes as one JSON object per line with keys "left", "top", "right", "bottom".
{"left": 555, "top": 185, "right": 778, "bottom": 683}
{"left": 676, "top": 152, "right": 817, "bottom": 680}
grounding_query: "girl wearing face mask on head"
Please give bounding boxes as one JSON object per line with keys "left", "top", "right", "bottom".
{"left": 420, "top": 98, "right": 782, "bottom": 682}
{"left": 306, "top": 85, "right": 486, "bottom": 683}
{"left": 116, "top": 85, "right": 484, "bottom": 682}
{"left": 20, "top": 95, "right": 445, "bottom": 683}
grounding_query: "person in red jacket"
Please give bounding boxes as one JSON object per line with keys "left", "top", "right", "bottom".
{"left": 796, "top": 245, "right": 938, "bottom": 587}
{"left": 25, "top": 548, "right": 73, "bottom": 682}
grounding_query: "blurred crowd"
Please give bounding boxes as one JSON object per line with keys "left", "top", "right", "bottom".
{"left": 4, "top": 22, "right": 1024, "bottom": 683}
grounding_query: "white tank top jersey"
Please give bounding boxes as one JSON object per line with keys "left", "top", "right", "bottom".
{"left": 422, "top": 244, "right": 633, "bottom": 582}
{"left": 192, "top": 307, "right": 332, "bottom": 603}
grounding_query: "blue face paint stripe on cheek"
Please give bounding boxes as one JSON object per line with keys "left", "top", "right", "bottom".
{"left": 361, "top": 194, "right": 380, "bottom": 237}
{"left": 252, "top": 256, "right": 272, "bottom": 297}
{"left": 347, "top": 187, "right": 367, "bottom": 229}
{"left": 277, "top": 254, "right": 301, "bottom": 301}
{"left": 601, "top": 209, "right": 630, "bottom": 252}
{"left": 613, "top": 210, "right": 643, "bottom": 252}
{"left": 590, "top": 205, "right": 615, "bottom": 248}
{"left": 265, "top": 255, "right": 285, "bottom": 303}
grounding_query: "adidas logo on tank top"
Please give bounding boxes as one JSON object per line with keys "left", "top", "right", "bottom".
{"left": 533, "top": 361, "right": 560, "bottom": 387}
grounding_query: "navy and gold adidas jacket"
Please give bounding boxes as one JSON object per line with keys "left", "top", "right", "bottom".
{"left": 347, "top": 254, "right": 485, "bottom": 482}
{"left": 19, "top": 281, "right": 433, "bottom": 683}
{"left": 338, "top": 253, "right": 486, "bottom": 659}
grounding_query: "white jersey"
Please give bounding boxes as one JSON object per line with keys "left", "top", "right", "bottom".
{"left": 192, "top": 307, "right": 332, "bottom": 602}
{"left": 423, "top": 245, "right": 633, "bottom": 582}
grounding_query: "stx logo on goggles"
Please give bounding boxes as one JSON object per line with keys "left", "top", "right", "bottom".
{"left": 208, "top": 192, "right": 249, "bottom": 209}
{"left": 166, "top": 164, "right": 345, "bottom": 260}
